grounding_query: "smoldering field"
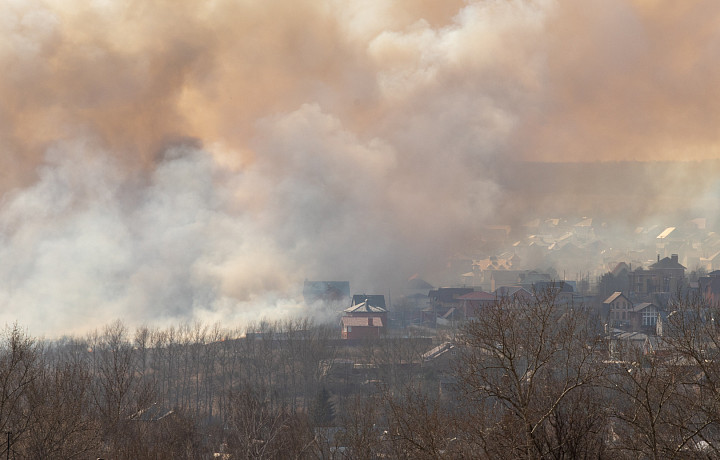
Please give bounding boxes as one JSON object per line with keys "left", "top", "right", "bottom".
{"left": 2, "top": 0, "right": 720, "bottom": 336}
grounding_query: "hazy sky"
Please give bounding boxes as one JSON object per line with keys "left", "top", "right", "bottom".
{"left": 1, "top": 0, "right": 719, "bottom": 335}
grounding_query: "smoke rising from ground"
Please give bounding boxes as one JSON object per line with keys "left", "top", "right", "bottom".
{"left": 1, "top": 0, "right": 719, "bottom": 335}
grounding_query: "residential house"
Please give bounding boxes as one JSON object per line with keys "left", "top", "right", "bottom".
{"left": 402, "top": 275, "right": 434, "bottom": 297}
{"left": 700, "top": 251, "right": 720, "bottom": 272}
{"left": 458, "top": 291, "right": 496, "bottom": 320}
{"left": 603, "top": 292, "right": 633, "bottom": 328}
{"left": 494, "top": 285, "right": 534, "bottom": 302}
{"left": 699, "top": 270, "right": 720, "bottom": 307}
{"left": 426, "top": 287, "right": 474, "bottom": 323}
{"left": 629, "top": 302, "right": 660, "bottom": 332}
{"left": 628, "top": 254, "right": 686, "bottom": 297}
{"left": 341, "top": 295, "right": 388, "bottom": 340}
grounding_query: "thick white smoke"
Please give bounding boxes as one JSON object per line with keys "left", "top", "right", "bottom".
{"left": 2, "top": 0, "right": 720, "bottom": 335}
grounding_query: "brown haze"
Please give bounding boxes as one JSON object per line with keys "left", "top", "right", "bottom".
{"left": 1, "top": 0, "right": 719, "bottom": 335}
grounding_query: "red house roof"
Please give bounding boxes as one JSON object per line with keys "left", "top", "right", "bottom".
{"left": 457, "top": 291, "right": 496, "bottom": 301}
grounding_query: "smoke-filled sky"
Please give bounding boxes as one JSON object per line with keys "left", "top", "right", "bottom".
{"left": 2, "top": 0, "right": 720, "bottom": 336}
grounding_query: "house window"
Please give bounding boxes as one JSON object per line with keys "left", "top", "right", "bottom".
{"left": 346, "top": 326, "right": 352, "bottom": 332}
{"left": 642, "top": 308, "right": 657, "bottom": 326}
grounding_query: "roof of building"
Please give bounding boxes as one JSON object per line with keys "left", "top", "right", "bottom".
{"left": 603, "top": 291, "right": 627, "bottom": 304}
{"left": 428, "top": 287, "right": 474, "bottom": 303}
{"left": 422, "top": 342, "right": 455, "bottom": 361}
{"left": 631, "top": 302, "right": 657, "bottom": 313}
{"left": 406, "top": 276, "right": 433, "bottom": 291}
{"left": 347, "top": 294, "right": 386, "bottom": 312}
{"left": 657, "top": 227, "right": 676, "bottom": 239}
{"left": 495, "top": 286, "right": 534, "bottom": 298}
{"left": 457, "top": 291, "right": 496, "bottom": 301}
{"left": 341, "top": 316, "right": 383, "bottom": 327}
{"left": 613, "top": 331, "right": 650, "bottom": 342}
{"left": 611, "top": 262, "right": 630, "bottom": 277}
{"left": 650, "top": 255, "right": 686, "bottom": 270}
{"left": 575, "top": 217, "right": 593, "bottom": 227}
{"left": 129, "top": 403, "right": 174, "bottom": 422}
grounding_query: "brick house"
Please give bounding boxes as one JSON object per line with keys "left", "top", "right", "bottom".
{"left": 629, "top": 254, "right": 686, "bottom": 296}
{"left": 603, "top": 291, "right": 633, "bottom": 328}
{"left": 458, "top": 291, "right": 496, "bottom": 320}
{"left": 341, "top": 295, "right": 387, "bottom": 340}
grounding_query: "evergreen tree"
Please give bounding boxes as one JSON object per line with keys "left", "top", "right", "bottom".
{"left": 311, "top": 386, "right": 335, "bottom": 427}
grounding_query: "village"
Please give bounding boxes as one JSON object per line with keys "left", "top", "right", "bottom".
{"left": 307, "top": 215, "right": 720, "bottom": 349}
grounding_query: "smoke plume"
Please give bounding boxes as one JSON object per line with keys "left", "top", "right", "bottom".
{"left": 1, "top": 0, "right": 719, "bottom": 335}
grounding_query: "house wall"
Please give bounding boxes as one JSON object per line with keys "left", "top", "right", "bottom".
{"left": 344, "top": 311, "right": 388, "bottom": 322}
{"left": 629, "top": 267, "right": 685, "bottom": 296}
{"left": 607, "top": 296, "right": 632, "bottom": 328}
{"left": 341, "top": 313, "right": 387, "bottom": 339}
{"left": 343, "top": 325, "right": 382, "bottom": 340}
{"left": 462, "top": 299, "right": 497, "bottom": 319}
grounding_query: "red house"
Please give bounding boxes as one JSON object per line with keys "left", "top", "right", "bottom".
{"left": 341, "top": 295, "right": 388, "bottom": 340}
{"left": 458, "top": 291, "right": 496, "bottom": 320}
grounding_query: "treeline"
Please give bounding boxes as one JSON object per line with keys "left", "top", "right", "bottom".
{"left": 3, "top": 290, "right": 720, "bottom": 458}
{"left": 0, "top": 317, "right": 434, "bottom": 458}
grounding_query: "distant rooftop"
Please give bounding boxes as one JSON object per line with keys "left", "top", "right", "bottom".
{"left": 657, "top": 227, "right": 676, "bottom": 239}
{"left": 346, "top": 295, "right": 387, "bottom": 313}
{"left": 650, "top": 254, "right": 685, "bottom": 270}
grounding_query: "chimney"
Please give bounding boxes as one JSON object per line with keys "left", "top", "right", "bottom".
{"left": 368, "top": 317, "right": 373, "bottom": 326}
{"left": 672, "top": 254, "right": 678, "bottom": 263}
{"left": 657, "top": 254, "right": 660, "bottom": 262}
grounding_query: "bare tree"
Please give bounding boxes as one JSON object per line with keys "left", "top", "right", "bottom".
{"left": 455, "top": 288, "right": 607, "bottom": 459}
{"left": 383, "top": 384, "right": 459, "bottom": 459}
{"left": 22, "top": 359, "right": 101, "bottom": 458}
{"left": 91, "top": 320, "right": 155, "bottom": 455}
{"left": 0, "top": 325, "right": 39, "bottom": 458}
{"left": 225, "top": 386, "right": 313, "bottom": 459}
{"left": 331, "top": 394, "right": 384, "bottom": 460}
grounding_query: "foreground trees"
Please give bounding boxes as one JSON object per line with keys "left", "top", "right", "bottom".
{"left": 455, "top": 289, "right": 609, "bottom": 459}
{"left": 5, "top": 290, "right": 720, "bottom": 458}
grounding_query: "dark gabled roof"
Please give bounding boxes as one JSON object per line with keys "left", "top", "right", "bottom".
{"left": 429, "top": 287, "right": 474, "bottom": 303}
{"left": 346, "top": 295, "right": 386, "bottom": 313}
{"left": 611, "top": 262, "right": 630, "bottom": 277}
{"left": 631, "top": 302, "right": 657, "bottom": 313}
{"left": 406, "top": 275, "right": 434, "bottom": 291}
{"left": 650, "top": 256, "right": 686, "bottom": 270}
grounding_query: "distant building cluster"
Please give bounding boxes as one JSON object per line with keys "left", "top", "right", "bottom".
{"left": 302, "top": 216, "right": 720, "bottom": 348}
